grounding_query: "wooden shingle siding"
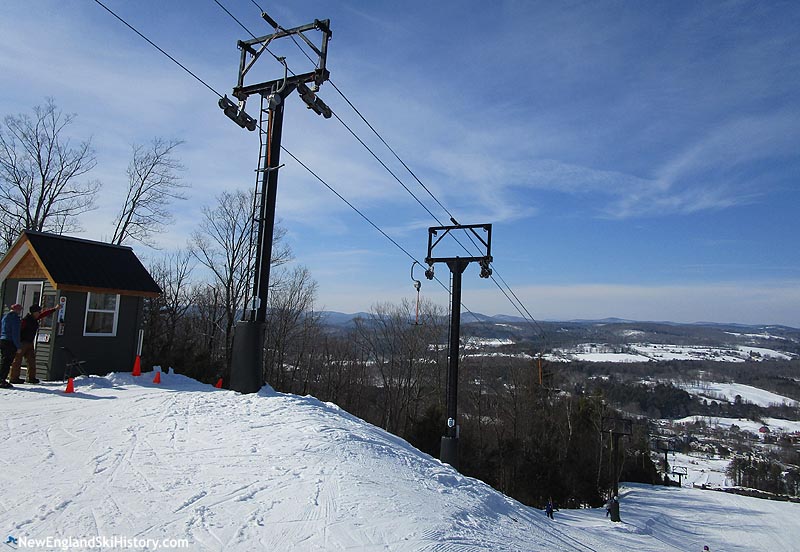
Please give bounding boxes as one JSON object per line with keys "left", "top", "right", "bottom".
{"left": 9, "top": 251, "right": 46, "bottom": 279}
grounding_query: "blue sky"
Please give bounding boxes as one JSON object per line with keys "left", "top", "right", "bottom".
{"left": 1, "top": 1, "right": 799, "bottom": 326}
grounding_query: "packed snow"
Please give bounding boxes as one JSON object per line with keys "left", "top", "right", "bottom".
{"left": 2, "top": 373, "right": 799, "bottom": 551}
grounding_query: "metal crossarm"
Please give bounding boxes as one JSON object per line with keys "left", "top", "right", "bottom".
{"left": 234, "top": 20, "right": 332, "bottom": 99}
{"left": 425, "top": 223, "right": 492, "bottom": 265}
{"left": 422, "top": 222, "right": 494, "bottom": 469}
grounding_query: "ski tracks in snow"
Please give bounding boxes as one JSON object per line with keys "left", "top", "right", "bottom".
{"left": 2, "top": 375, "right": 731, "bottom": 551}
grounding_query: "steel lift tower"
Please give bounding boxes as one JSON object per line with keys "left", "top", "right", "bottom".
{"left": 424, "top": 223, "right": 493, "bottom": 469}
{"left": 220, "top": 12, "right": 332, "bottom": 393}
{"left": 602, "top": 416, "right": 632, "bottom": 522}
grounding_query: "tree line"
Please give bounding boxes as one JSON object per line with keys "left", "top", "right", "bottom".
{"left": 141, "top": 259, "right": 659, "bottom": 509}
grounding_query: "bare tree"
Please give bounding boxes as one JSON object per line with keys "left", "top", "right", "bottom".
{"left": 142, "top": 249, "right": 195, "bottom": 368}
{"left": 263, "top": 265, "right": 319, "bottom": 390}
{"left": 190, "top": 190, "right": 254, "bottom": 368}
{"left": 189, "top": 282, "right": 229, "bottom": 380}
{"left": 111, "top": 138, "right": 187, "bottom": 246}
{"left": 0, "top": 98, "right": 100, "bottom": 246}
{"left": 0, "top": 211, "right": 19, "bottom": 252}
{"left": 189, "top": 187, "right": 295, "bottom": 364}
{"left": 353, "top": 299, "right": 447, "bottom": 437}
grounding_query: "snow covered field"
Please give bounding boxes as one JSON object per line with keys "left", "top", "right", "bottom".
{"left": 463, "top": 337, "right": 515, "bottom": 348}
{"left": 674, "top": 415, "right": 800, "bottom": 435}
{"left": 547, "top": 342, "right": 796, "bottom": 363}
{"left": 667, "top": 451, "right": 733, "bottom": 487}
{"left": 1, "top": 374, "right": 799, "bottom": 551}
{"left": 678, "top": 381, "right": 800, "bottom": 408}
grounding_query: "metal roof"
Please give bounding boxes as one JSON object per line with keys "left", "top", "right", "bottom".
{"left": 0, "top": 231, "right": 161, "bottom": 297}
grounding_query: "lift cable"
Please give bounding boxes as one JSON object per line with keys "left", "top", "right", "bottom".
{"left": 212, "top": 0, "right": 257, "bottom": 39}
{"left": 92, "top": 0, "right": 223, "bottom": 99}
{"left": 216, "top": 0, "right": 550, "bottom": 351}
{"left": 235, "top": 3, "right": 550, "bottom": 345}
{"left": 283, "top": 144, "right": 494, "bottom": 335}
{"left": 92, "top": 0, "right": 502, "bottom": 340}
{"left": 213, "top": 3, "right": 449, "bottom": 230}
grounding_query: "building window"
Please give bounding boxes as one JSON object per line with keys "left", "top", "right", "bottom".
{"left": 84, "top": 293, "right": 119, "bottom": 336}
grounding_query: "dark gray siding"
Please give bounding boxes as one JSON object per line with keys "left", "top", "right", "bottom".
{"left": 49, "top": 292, "right": 142, "bottom": 380}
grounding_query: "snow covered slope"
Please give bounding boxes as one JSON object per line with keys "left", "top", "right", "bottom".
{"left": 1, "top": 374, "right": 798, "bottom": 551}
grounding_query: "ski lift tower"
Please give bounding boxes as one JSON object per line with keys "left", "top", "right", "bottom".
{"left": 655, "top": 439, "right": 679, "bottom": 486}
{"left": 220, "top": 11, "right": 332, "bottom": 393}
{"left": 424, "top": 223, "right": 493, "bottom": 470}
{"left": 602, "top": 416, "right": 632, "bottom": 522}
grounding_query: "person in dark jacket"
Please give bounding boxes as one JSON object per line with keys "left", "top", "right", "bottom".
{"left": 0, "top": 304, "right": 23, "bottom": 388}
{"left": 9, "top": 303, "right": 60, "bottom": 384}
{"left": 545, "top": 498, "right": 555, "bottom": 519}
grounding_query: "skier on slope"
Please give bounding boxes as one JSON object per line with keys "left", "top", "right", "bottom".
{"left": 545, "top": 498, "right": 555, "bottom": 520}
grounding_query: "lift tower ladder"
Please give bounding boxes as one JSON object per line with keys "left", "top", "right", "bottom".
{"left": 220, "top": 12, "right": 332, "bottom": 393}
{"left": 243, "top": 93, "right": 271, "bottom": 316}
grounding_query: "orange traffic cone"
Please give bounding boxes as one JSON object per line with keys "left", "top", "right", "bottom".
{"left": 64, "top": 378, "right": 75, "bottom": 393}
{"left": 214, "top": 378, "right": 223, "bottom": 389}
{"left": 132, "top": 355, "right": 141, "bottom": 376}
{"left": 153, "top": 371, "right": 161, "bottom": 384}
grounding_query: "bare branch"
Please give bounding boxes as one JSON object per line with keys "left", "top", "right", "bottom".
{"left": 0, "top": 98, "right": 99, "bottom": 237}
{"left": 189, "top": 189, "right": 295, "bottom": 369}
{"left": 112, "top": 137, "right": 187, "bottom": 247}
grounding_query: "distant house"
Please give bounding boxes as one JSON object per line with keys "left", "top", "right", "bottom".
{"left": 0, "top": 231, "right": 161, "bottom": 379}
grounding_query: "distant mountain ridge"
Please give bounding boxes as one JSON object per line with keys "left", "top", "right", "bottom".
{"left": 318, "top": 310, "right": 798, "bottom": 331}
{"left": 317, "top": 311, "right": 800, "bottom": 356}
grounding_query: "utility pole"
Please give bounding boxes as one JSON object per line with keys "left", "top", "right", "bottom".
{"left": 424, "top": 223, "right": 493, "bottom": 470}
{"left": 602, "top": 416, "right": 632, "bottom": 522}
{"left": 220, "top": 12, "right": 332, "bottom": 393}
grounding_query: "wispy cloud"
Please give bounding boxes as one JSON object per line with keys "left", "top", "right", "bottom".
{"left": 2, "top": 1, "right": 798, "bottom": 324}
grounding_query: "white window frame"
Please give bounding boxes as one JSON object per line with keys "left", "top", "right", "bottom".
{"left": 83, "top": 292, "right": 120, "bottom": 337}
{"left": 16, "top": 281, "right": 44, "bottom": 314}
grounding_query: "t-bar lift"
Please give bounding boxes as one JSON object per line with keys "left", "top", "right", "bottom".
{"left": 602, "top": 416, "right": 632, "bottom": 522}
{"left": 220, "top": 12, "right": 332, "bottom": 393}
{"left": 424, "top": 223, "right": 493, "bottom": 469}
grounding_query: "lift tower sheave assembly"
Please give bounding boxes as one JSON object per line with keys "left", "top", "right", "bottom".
{"left": 221, "top": 13, "right": 332, "bottom": 393}
{"left": 425, "top": 224, "right": 493, "bottom": 470}
{"left": 602, "top": 416, "right": 632, "bottom": 522}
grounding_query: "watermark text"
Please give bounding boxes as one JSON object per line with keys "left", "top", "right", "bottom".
{"left": 11, "top": 535, "right": 189, "bottom": 550}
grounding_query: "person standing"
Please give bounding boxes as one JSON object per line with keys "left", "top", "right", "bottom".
{"left": 9, "top": 303, "right": 61, "bottom": 384}
{"left": 0, "top": 304, "right": 23, "bottom": 389}
{"left": 545, "top": 498, "right": 555, "bottom": 520}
